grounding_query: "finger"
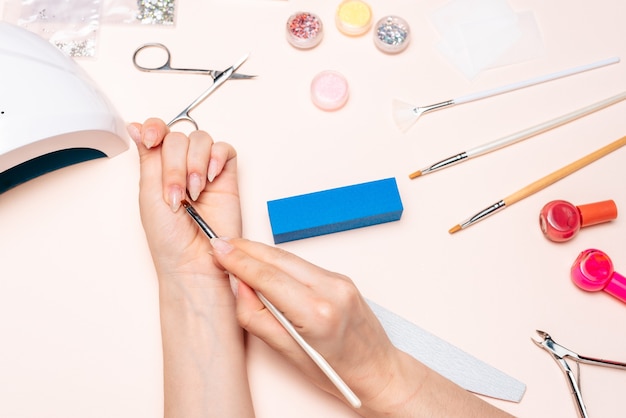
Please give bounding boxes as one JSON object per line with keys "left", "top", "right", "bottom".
{"left": 207, "top": 141, "right": 236, "bottom": 183}
{"left": 234, "top": 278, "right": 322, "bottom": 370}
{"left": 186, "top": 130, "right": 214, "bottom": 201}
{"left": 222, "top": 237, "right": 338, "bottom": 288}
{"left": 211, "top": 238, "right": 322, "bottom": 327}
{"left": 141, "top": 117, "right": 169, "bottom": 149}
{"left": 161, "top": 131, "right": 190, "bottom": 212}
{"left": 128, "top": 122, "right": 165, "bottom": 200}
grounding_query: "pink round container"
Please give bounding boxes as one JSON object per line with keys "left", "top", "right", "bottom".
{"left": 310, "top": 70, "right": 349, "bottom": 111}
{"left": 571, "top": 249, "right": 626, "bottom": 303}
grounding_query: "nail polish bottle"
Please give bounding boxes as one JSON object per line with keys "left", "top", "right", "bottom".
{"left": 539, "top": 199, "right": 617, "bottom": 242}
{"left": 571, "top": 249, "right": 626, "bottom": 304}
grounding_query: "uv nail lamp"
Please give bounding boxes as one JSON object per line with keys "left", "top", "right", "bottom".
{"left": 0, "top": 22, "right": 128, "bottom": 194}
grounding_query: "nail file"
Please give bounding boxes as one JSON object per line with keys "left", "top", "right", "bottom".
{"left": 266, "top": 177, "right": 403, "bottom": 244}
{"left": 367, "top": 300, "right": 526, "bottom": 402}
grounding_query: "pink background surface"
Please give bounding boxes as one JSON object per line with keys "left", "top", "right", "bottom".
{"left": 2, "top": 0, "right": 626, "bottom": 416}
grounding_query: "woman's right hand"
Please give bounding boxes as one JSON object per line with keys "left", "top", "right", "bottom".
{"left": 210, "top": 237, "right": 515, "bottom": 418}
{"left": 208, "top": 237, "right": 427, "bottom": 416}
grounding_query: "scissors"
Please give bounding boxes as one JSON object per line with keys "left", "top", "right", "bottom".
{"left": 133, "top": 43, "right": 253, "bottom": 130}
{"left": 533, "top": 330, "right": 626, "bottom": 418}
{"left": 132, "top": 43, "right": 255, "bottom": 80}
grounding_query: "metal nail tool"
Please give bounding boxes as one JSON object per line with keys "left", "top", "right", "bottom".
{"left": 132, "top": 43, "right": 254, "bottom": 130}
{"left": 533, "top": 330, "right": 626, "bottom": 418}
{"left": 133, "top": 43, "right": 255, "bottom": 80}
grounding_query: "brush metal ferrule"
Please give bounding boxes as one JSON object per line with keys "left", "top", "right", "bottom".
{"left": 422, "top": 152, "right": 468, "bottom": 175}
{"left": 460, "top": 200, "right": 506, "bottom": 230}
{"left": 420, "top": 99, "right": 455, "bottom": 115}
{"left": 182, "top": 200, "right": 219, "bottom": 239}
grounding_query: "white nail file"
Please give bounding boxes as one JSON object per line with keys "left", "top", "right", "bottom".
{"left": 367, "top": 300, "right": 526, "bottom": 402}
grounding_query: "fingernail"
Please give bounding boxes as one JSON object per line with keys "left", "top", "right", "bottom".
{"left": 126, "top": 124, "right": 141, "bottom": 144}
{"left": 168, "top": 186, "right": 183, "bottom": 212}
{"left": 188, "top": 173, "right": 202, "bottom": 201}
{"left": 228, "top": 273, "right": 239, "bottom": 298}
{"left": 207, "top": 158, "right": 218, "bottom": 182}
{"left": 144, "top": 128, "right": 158, "bottom": 149}
{"left": 210, "top": 237, "right": 233, "bottom": 254}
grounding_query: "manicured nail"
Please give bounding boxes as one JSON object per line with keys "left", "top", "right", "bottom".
{"left": 228, "top": 273, "right": 239, "bottom": 298}
{"left": 144, "top": 128, "right": 158, "bottom": 149}
{"left": 210, "top": 237, "right": 233, "bottom": 254}
{"left": 188, "top": 173, "right": 202, "bottom": 201}
{"left": 207, "top": 158, "right": 218, "bottom": 182}
{"left": 126, "top": 124, "right": 141, "bottom": 144}
{"left": 168, "top": 186, "right": 183, "bottom": 212}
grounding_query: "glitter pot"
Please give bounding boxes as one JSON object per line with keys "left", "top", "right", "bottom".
{"left": 286, "top": 12, "right": 324, "bottom": 49}
{"left": 335, "top": 0, "right": 373, "bottom": 36}
{"left": 310, "top": 70, "right": 349, "bottom": 111}
{"left": 374, "top": 16, "right": 410, "bottom": 53}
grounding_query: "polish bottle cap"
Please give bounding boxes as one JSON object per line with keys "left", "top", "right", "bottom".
{"left": 578, "top": 199, "right": 618, "bottom": 227}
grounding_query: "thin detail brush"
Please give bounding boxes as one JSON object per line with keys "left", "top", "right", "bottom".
{"left": 409, "top": 91, "right": 626, "bottom": 179}
{"left": 448, "top": 135, "right": 626, "bottom": 234}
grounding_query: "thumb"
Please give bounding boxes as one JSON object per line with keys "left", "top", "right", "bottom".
{"left": 127, "top": 122, "right": 164, "bottom": 199}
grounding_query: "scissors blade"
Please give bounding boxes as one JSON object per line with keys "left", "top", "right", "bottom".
{"left": 231, "top": 73, "right": 256, "bottom": 80}
{"left": 167, "top": 53, "right": 252, "bottom": 128}
{"left": 212, "top": 53, "right": 250, "bottom": 82}
{"left": 368, "top": 300, "right": 526, "bottom": 402}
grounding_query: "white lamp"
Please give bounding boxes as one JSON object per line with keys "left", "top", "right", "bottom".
{"left": 0, "top": 22, "right": 128, "bottom": 194}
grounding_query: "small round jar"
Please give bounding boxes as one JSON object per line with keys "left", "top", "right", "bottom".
{"left": 373, "top": 16, "right": 411, "bottom": 53}
{"left": 286, "top": 11, "right": 324, "bottom": 49}
{"left": 335, "top": 0, "right": 373, "bottom": 36}
{"left": 310, "top": 70, "right": 349, "bottom": 111}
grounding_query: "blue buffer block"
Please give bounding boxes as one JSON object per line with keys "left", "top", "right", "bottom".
{"left": 267, "top": 177, "right": 403, "bottom": 244}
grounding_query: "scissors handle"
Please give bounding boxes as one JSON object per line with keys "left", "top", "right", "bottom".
{"left": 132, "top": 43, "right": 219, "bottom": 76}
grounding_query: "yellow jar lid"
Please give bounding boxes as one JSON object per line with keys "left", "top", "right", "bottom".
{"left": 335, "top": 0, "right": 373, "bottom": 36}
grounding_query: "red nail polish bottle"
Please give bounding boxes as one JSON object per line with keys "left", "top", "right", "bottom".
{"left": 539, "top": 199, "right": 618, "bottom": 242}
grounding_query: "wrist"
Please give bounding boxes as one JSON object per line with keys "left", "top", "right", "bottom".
{"left": 358, "top": 349, "right": 430, "bottom": 418}
{"left": 158, "top": 270, "right": 235, "bottom": 310}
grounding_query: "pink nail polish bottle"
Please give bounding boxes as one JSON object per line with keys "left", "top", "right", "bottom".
{"left": 539, "top": 199, "right": 617, "bottom": 242}
{"left": 571, "top": 249, "right": 626, "bottom": 304}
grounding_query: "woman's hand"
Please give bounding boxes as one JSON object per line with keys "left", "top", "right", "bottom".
{"left": 127, "top": 118, "right": 241, "bottom": 285}
{"left": 127, "top": 119, "right": 253, "bottom": 418}
{"left": 209, "top": 237, "right": 515, "bottom": 418}
{"left": 208, "top": 237, "right": 427, "bottom": 416}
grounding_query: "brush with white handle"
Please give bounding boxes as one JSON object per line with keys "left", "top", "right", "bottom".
{"left": 393, "top": 56, "right": 620, "bottom": 133}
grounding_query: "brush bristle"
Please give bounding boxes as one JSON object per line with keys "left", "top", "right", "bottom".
{"left": 408, "top": 170, "right": 422, "bottom": 179}
{"left": 392, "top": 99, "right": 420, "bottom": 133}
{"left": 181, "top": 199, "right": 191, "bottom": 209}
{"left": 448, "top": 224, "right": 462, "bottom": 234}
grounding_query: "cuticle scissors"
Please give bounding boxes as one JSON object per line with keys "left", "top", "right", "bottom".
{"left": 132, "top": 43, "right": 255, "bottom": 80}
{"left": 132, "top": 43, "right": 254, "bottom": 130}
{"left": 533, "top": 330, "right": 626, "bottom": 418}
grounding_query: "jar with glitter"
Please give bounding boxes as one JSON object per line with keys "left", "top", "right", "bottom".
{"left": 286, "top": 12, "right": 324, "bottom": 49}
{"left": 335, "top": 0, "right": 373, "bottom": 36}
{"left": 374, "top": 16, "right": 410, "bottom": 53}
